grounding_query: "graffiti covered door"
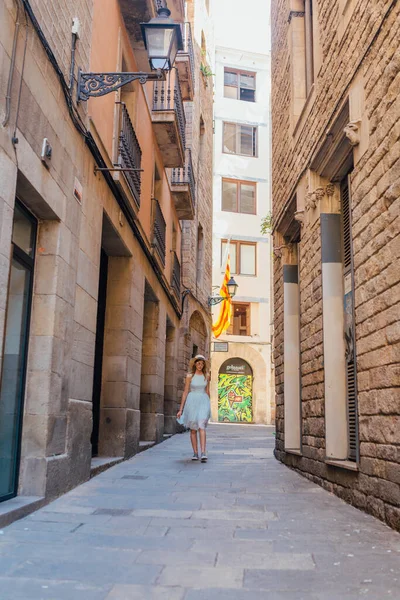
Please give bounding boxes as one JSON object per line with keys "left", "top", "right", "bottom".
{"left": 218, "top": 358, "right": 253, "bottom": 423}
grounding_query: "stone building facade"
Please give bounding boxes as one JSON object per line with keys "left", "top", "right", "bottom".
{"left": 0, "top": 0, "right": 212, "bottom": 520}
{"left": 210, "top": 45, "right": 273, "bottom": 426}
{"left": 271, "top": 0, "right": 400, "bottom": 531}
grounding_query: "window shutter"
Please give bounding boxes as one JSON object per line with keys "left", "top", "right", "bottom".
{"left": 246, "top": 304, "right": 251, "bottom": 335}
{"left": 342, "top": 179, "right": 352, "bottom": 270}
{"left": 341, "top": 176, "right": 358, "bottom": 462}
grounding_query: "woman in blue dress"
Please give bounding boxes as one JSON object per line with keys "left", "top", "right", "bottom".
{"left": 177, "top": 354, "right": 211, "bottom": 462}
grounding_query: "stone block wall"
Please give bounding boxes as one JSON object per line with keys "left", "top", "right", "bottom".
{"left": 271, "top": 0, "right": 400, "bottom": 531}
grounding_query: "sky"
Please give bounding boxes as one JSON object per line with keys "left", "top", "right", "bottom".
{"left": 212, "top": 0, "right": 271, "bottom": 55}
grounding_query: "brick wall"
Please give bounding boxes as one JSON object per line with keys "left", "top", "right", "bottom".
{"left": 272, "top": 0, "right": 400, "bottom": 531}
{"left": 29, "top": 0, "right": 92, "bottom": 79}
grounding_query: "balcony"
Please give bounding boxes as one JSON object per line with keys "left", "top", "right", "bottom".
{"left": 114, "top": 103, "right": 142, "bottom": 210}
{"left": 152, "top": 198, "right": 166, "bottom": 266}
{"left": 170, "top": 148, "right": 196, "bottom": 220}
{"left": 152, "top": 70, "right": 186, "bottom": 167}
{"left": 171, "top": 251, "right": 181, "bottom": 299}
{"left": 175, "top": 23, "right": 195, "bottom": 100}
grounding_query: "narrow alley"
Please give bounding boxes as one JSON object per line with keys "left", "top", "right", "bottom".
{"left": 0, "top": 425, "right": 399, "bottom": 600}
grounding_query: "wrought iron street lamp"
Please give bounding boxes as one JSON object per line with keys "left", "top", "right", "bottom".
{"left": 77, "top": 7, "right": 183, "bottom": 102}
{"left": 208, "top": 277, "right": 239, "bottom": 306}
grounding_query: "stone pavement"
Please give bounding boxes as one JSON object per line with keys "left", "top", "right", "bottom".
{"left": 0, "top": 424, "right": 399, "bottom": 600}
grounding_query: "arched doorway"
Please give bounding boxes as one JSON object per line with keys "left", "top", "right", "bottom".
{"left": 218, "top": 358, "right": 253, "bottom": 423}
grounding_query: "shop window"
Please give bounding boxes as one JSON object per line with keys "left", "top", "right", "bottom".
{"left": 224, "top": 69, "right": 256, "bottom": 102}
{"left": 223, "top": 122, "right": 257, "bottom": 157}
{"left": 222, "top": 179, "right": 256, "bottom": 214}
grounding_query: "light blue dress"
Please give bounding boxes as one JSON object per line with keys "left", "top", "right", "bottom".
{"left": 179, "top": 374, "right": 211, "bottom": 430}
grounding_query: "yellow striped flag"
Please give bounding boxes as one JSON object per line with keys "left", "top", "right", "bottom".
{"left": 212, "top": 255, "right": 232, "bottom": 338}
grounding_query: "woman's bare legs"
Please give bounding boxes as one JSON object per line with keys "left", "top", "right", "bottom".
{"left": 190, "top": 430, "right": 198, "bottom": 455}
{"left": 199, "top": 428, "right": 206, "bottom": 454}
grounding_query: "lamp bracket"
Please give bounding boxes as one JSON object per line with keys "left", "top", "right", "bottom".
{"left": 77, "top": 69, "right": 165, "bottom": 102}
{"left": 208, "top": 296, "right": 230, "bottom": 307}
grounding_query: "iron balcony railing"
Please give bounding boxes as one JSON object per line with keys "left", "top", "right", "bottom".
{"left": 171, "top": 148, "right": 196, "bottom": 203}
{"left": 119, "top": 104, "right": 142, "bottom": 206}
{"left": 153, "top": 70, "right": 186, "bottom": 151}
{"left": 179, "top": 22, "right": 196, "bottom": 87}
{"left": 152, "top": 198, "right": 167, "bottom": 266}
{"left": 171, "top": 251, "right": 181, "bottom": 298}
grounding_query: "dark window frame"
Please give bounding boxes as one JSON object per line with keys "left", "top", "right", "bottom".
{"left": 224, "top": 68, "right": 256, "bottom": 102}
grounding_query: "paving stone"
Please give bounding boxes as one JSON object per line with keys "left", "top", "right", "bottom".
{"left": 158, "top": 566, "right": 244, "bottom": 588}
{"left": 10, "top": 557, "right": 161, "bottom": 586}
{"left": 106, "top": 585, "right": 185, "bottom": 599}
{"left": 0, "top": 577, "right": 110, "bottom": 600}
{"left": 135, "top": 549, "right": 216, "bottom": 566}
{"left": 217, "top": 551, "right": 315, "bottom": 570}
{"left": 184, "top": 590, "right": 319, "bottom": 600}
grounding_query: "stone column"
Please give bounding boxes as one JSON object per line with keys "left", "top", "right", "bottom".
{"left": 140, "top": 289, "right": 166, "bottom": 443}
{"left": 283, "top": 248, "right": 301, "bottom": 451}
{"left": 163, "top": 320, "right": 178, "bottom": 434}
{"left": 100, "top": 256, "right": 143, "bottom": 458}
{"left": 320, "top": 213, "right": 348, "bottom": 459}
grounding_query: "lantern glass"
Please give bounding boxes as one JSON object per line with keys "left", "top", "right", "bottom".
{"left": 145, "top": 27, "right": 174, "bottom": 70}
{"left": 227, "top": 277, "right": 238, "bottom": 298}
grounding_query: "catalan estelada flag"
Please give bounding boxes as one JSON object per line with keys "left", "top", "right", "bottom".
{"left": 212, "top": 255, "right": 232, "bottom": 338}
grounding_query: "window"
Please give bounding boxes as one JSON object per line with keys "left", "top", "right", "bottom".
{"left": 224, "top": 69, "right": 256, "bottom": 102}
{"left": 227, "top": 303, "right": 250, "bottom": 336}
{"left": 223, "top": 122, "right": 257, "bottom": 157}
{"left": 221, "top": 240, "right": 256, "bottom": 276}
{"left": 222, "top": 179, "right": 256, "bottom": 214}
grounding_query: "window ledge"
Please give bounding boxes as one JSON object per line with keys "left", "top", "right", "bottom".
{"left": 285, "top": 448, "right": 302, "bottom": 456}
{"left": 326, "top": 458, "right": 359, "bottom": 472}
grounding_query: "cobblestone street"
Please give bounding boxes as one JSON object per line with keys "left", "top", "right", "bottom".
{"left": 0, "top": 425, "right": 399, "bottom": 600}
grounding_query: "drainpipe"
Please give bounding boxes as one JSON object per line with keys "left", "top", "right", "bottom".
{"left": 2, "top": 5, "right": 20, "bottom": 127}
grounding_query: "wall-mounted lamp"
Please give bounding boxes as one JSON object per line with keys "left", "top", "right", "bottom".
{"left": 77, "top": 7, "right": 183, "bottom": 102}
{"left": 208, "top": 277, "right": 238, "bottom": 306}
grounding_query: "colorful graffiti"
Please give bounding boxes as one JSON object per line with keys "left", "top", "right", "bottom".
{"left": 218, "top": 374, "right": 253, "bottom": 423}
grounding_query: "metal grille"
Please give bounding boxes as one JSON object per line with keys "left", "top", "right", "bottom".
{"left": 347, "top": 360, "right": 357, "bottom": 460}
{"left": 119, "top": 104, "right": 142, "bottom": 206}
{"left": 171, "top": 148, "right": 196, "bottom": 204}
{"left": 341, "top": 178, "right": 351, "bottom": 270}
{"left": 153, "top": 71, "right": 186, "bottom": 150}
{"left": 152, "top": 198, "right": 166, "bottom": 265}
{"left": 171, "top": 252, "right": 181, "bottom": 297}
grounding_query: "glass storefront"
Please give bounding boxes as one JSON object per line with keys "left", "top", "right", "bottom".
{"left": 0, "top": 201, "right": 36, "bottom": 502}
